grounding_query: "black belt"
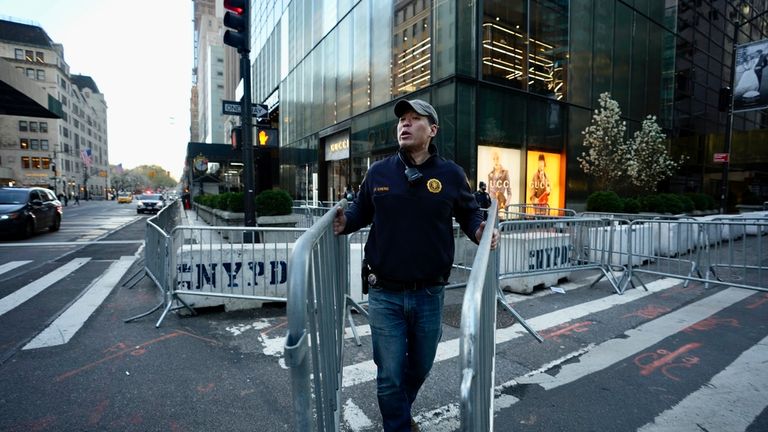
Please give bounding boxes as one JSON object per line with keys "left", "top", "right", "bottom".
{"left": 368, "top": 274, "right": 446, "bottom": 291}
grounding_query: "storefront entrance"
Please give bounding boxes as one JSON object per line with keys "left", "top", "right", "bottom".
{"left": 320, "top": 130, "right": 351, "bottom": 202}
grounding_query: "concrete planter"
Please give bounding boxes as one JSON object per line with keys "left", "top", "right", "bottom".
{"left": 191, "top": 203, "right": 301, "bottom": 242}
{"left": 257, "top": 214, "right": 304, "bottom": 243}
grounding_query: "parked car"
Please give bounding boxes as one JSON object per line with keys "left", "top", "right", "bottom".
{"left": 117, "top": 191, "right": 133, "bottom": 203}
{"left": 136, "top": 194, "right": 165, "bottom": 214}
{"left": 0, "top": 187, "right": 62, "bottom": 238}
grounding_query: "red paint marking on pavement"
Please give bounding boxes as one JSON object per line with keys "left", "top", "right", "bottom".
{"left": 55, "top": 332, "right": 181, "bottom": 382}
{"left": 7, "top": 415, "right": 57, "bottom": 432}
{"left": 196, "top": 383, "right": 215, "bottom": 393}
{"left": 622, "top": 305, "right": 671, "bottom": 319}
{"left": 746, "top": 293, "right": 768, "bottom": 310}
{"left": 634, "top": 342, "right": 702, "bottom": 381}
{"left": 261, "top": 319, "right": 288, "bottom": 337}
{"left": 540, "top": 321, "right": 593, "bottom": 340}
{"left": 55, "top": 330, "right": 220, "bottom": 382}
{"left": 683, "top": 316, "right": 740, "bottom": 333}
{"left": 88, "top": 399, "right": 110, "bottom": 427}
{"left": 660, "top": 283, "right": 704, "bottom": 298}
{"left": 169, "top": 420, "right": 185, "bottom": 432}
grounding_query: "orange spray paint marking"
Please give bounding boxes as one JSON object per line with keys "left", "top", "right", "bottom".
{"left": 684, "top": 316, "right": 740, "bottom": 333}
{"left": 196, "top": 383, "right": 215, "bottom": 393}
{"left": 623, "top": 305, "right": 671, "bottom": 319}
{"left": 541, "top": 321, "right": 593, "bottom": 340}
{"left": 634, "top": 342, "right": 702, "bottom": 381}
{"left": 746, "top": 293, "right": 768, "bottom": 310}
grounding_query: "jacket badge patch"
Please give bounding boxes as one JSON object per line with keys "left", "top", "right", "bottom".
{"left": 427, "top": 179, "right": 442, "bottom": 193}
{"left": 374, "top": 186, "right": 389, "bottom": 193}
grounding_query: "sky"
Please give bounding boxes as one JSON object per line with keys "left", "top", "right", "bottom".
{"left": 0, "top": 0, "right": 194, "bottom": 181}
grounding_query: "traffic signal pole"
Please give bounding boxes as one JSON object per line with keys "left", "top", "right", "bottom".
{"left": 223, "top": 0, "right": 256, "bottom": 228}
{"left": 241, "top": 49, "right": 256, "bottom": 227}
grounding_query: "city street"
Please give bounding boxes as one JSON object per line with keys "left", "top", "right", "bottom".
{"left": 0, "top": 202, "right": 766, "bottom": 431}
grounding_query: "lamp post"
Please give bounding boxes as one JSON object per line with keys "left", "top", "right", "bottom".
{"left": 721, "top": 5, "right": 768, "bottom": 213}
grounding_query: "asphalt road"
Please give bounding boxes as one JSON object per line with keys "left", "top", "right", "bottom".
{"left": 0, "top": 202, "right": 766, "bottom": 431}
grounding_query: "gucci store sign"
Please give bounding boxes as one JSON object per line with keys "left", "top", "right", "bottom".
{"left": 325, "top": 132, "right": 350, "bottom": 161}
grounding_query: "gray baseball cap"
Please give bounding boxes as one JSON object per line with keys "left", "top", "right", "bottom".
{"left": 394, "top": 99, "right": 439, "bottom": 125}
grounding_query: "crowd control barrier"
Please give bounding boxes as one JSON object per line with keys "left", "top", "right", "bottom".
{"left": 623, "top": 217, "right": 768, "bottom": 293}
{"left": 498, "top": 217, "right": 624, "bottom": 294}
{"left": 284, "top": 200, "right": 368, "bottom": 432}
{"left": 460, "top": 201, "right": 543, "bottom": 431}
{"left": 124, "top": 199, "right": 183, "bottom": 324}
{"left": 505, "top": 204, "right": 577, "bottom": 219}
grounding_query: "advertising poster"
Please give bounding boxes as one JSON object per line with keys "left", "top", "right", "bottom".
{"left": 525, "top": 151, "right": 564, "bottom": 213}
{"left": 477, "top": 146, "right": 521, "bottom": 211}
{"left": 733, "top": 39, "right": 768, "bottom": 112}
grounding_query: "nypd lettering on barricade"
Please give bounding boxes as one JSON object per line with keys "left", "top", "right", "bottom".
{"left": 177, "top": 260, "right": 287, "bottom": 291}
{"left": 528, "top": 245, "right": 570, "bottom": 270}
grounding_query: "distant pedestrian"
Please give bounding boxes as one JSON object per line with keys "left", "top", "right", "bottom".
{"left": 333, "top": 99, "right": 498, "bottom": 432}
{"left": 474, "top": 181, "right": 491, "bottom": 209}
{"left": 74, "top": 193, "right": 80, "bottom": 205}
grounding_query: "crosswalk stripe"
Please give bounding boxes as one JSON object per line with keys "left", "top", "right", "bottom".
{"left": 341, "top": 277, "right": 681, "bottom": 388}
{"left": 637, "top": 333, "right": 768, "bottom": 431}
{"left": 0, "top": 258, "right": 90, "bottom": 317}
{"left": 23, "top": 256, "right": 137, "bottom": 350}
{"left": 0, "top": 260, "right": 32, "bottom": 276}
{"left": 516, "top": 287, "right": 755, "bottom": 390}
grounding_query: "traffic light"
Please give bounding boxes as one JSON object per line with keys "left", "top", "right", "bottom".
{"left": 223, "top": 0, "right": 249, "bottom": 52}
{"left": 231, "top": 126, "right": 242, "bottom": 149}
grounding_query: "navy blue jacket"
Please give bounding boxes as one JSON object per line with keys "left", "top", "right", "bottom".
{"left": 342, "top": 145, "right": 484, "bottom": 283}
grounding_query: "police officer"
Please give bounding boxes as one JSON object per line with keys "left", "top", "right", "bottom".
{"left": 474, "top": 181, "right": 492, "bottom": 209}
{"left": 333, "top": 99, "right": 498, "bottom": 431}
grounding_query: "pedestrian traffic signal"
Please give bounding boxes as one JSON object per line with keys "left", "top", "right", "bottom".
{"left": 223, "top": 0, "right": 248, "bottom": 52}
{"left": 231, "top": 126, "right": 242, "bottom": 149}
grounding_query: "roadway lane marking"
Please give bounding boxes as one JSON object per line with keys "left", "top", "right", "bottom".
{"left": 340, "top": 277, "right": 681, "bottom": 388}
{"left": 23, "top": 256, "right": 137, "bottom": 350}
{"left": 0, "top": 258, "right": 90, "bottom": 317}
{"left": 0, "top": 260, "right": 32, "bottom": 276}
{"left": 0, "top": 241, "right": 144, "bottom": 247}
{"left": 637, "top": 333, "right": 768, "bottom": 432}
{"left": 516, "top": 287, "right": 755, "bottom": 390}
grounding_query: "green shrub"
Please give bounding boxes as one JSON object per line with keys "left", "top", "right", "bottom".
{"left": 656, "top": 193, "right": 685, "bottom": 214}
{"left": 640, "top": 194, "right": 663, "bottom": 213}
{"left": 703, "top": 193, "right": 716, "bottom": 210}
{"left": 224, "top": 192, "right": 245, "bottom": 212}
{"left": 684, "top": 193, "right": 708, "bottom": 211}
{"left": 586, "top": 191, "right": 624, "bottom": 213}
{"left": 255, "top": 189, "right": 293, "bottom": 216}
{"left": 622, "top": 197, "right": 641, "bottom": 214}
{"left": 677, "top": 194, "right": 695, "bottom": 213}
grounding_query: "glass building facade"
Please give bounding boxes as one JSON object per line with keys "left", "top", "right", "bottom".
{"left": 251, "top": 0, "right": 768, "bottom": 209}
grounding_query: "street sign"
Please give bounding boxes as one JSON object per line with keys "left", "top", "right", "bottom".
{"left": 713, "top": 153, "right": 729, "bottom": 163}
{"left": 222, "top": 100, "right": 268, "bottom": 117}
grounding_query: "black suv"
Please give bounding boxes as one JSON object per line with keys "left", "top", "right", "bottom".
{"left": 0, "top": 187, "right": 62, "bottom": 238}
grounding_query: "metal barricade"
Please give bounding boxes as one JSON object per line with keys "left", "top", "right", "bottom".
{"left": 460, "top": 201, "right": 500, "bottom": 431}
{"left": 124, "top": 199, "right": 181, "bottom": 324}
{"left": 284, "top": 200, "right": 368, "bottom": 432}
{"left": 624, "top": 217, "right": 768, "bottom": 293}
{"left": 498, "top": 217, "right": 624, "bottom": 294}
{"left": 506, "top": 203, "right": 577, "bottom": 218}
{"left": 460, "top": 201, "right": 543, "bottom": 431}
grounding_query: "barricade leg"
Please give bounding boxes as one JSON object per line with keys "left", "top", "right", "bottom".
{"left": 496, "top": 286, "right": 543, "bottom": 343}
{"left": 345, "top": 296, "right": 369, "bottom": 347}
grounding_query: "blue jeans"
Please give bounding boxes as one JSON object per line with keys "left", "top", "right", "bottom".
{"left": 368, "top": 285, "right": 445, "bottom": 432}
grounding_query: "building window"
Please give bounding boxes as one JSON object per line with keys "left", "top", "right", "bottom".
{"left": 41, "top": 139, "right": 49, "bottom": 150}
{"left": 31, "top": 157, "right": 41, "bottom": 169}
{"left": 29, "top": 122, "right": 38, "bottom": 132}
{"left": 30, "top": 139, "right": 39, "bottom": 150}
{"left": 20, "top": 138, "right": 29, "bottom": 149}
{"left": 40, "top": 122, "right": 48, "bottom": 133}
{"left": 62, "top": 127, "right": 69, "bottom": 138}
{"left": 26, "top": 68, "right": 35, "bottom": 78}
{"left": 41, "top": 158, "right": 50, "bottom": 170}
{"left": 15, "top": 48, "right": 23, "bottom": 60}
{"left": 25, "top": 50, "right": 33, "bottom": 62}
{"left": 19, "top": 121, "right": 28, "bottom": 132}
{"left": 36, "top": 51, "right": 44, "bottom": 63}
{"left": 21, "top": 156, "right": 30, "bottom": 169}
{"left": 392, "top": 0, "right": 433, "bottom": 96}
{"left": 36, "top": 69, "right": 45, "bottom": 81}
